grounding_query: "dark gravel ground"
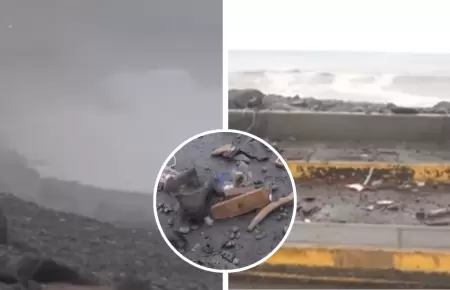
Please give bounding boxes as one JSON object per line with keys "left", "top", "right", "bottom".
{"left": 156, "top": 132, "right": 294, "bottom": 270}
{"left": 229, "top": 89, "right": 450, "bottom": 114}
{"left": 0, "top": 148, "right": 221, "bottom": 289}
{"left": 0, "top": 192, "right": 221, "bottom": 290}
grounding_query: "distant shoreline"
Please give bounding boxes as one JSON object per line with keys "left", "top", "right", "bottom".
{"left": 229, "top": 89, "right": 450, "bottom": 115}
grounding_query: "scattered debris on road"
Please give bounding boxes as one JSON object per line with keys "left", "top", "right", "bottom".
{"left": 156, "top": 133, "right": 295, "bottom": 269}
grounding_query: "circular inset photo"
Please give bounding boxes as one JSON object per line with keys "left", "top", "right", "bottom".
{"left": 153, "top": 129, "right": 297, "bottom": 273}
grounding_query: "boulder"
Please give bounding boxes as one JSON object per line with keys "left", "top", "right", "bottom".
{"left": 228, "top": 89, "right": 265, "bottom": 109}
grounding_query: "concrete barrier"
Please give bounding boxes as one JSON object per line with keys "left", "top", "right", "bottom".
{"left": 287, "top": 221, "right": 450, "bottom": 250}
{"left": 229, "top": 110, "right": 450, "bottom": 142}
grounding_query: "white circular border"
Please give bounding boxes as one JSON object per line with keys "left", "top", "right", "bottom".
{"left": 153, "top": 128, "right": 297, "bottom": 274}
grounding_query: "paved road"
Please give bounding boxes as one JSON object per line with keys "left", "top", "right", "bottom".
{"left": 156, "top": 131, "right": 294, "bottom": 270}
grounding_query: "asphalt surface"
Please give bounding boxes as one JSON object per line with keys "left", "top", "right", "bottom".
{"left": 296, "top": 183, "right": 450, "bottom": 225}
{"left": 156, "top": 132, "right": 294, "bottom": 270}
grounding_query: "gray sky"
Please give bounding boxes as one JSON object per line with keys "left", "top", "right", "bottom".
{"left": 226, "top": 0, "right": 449, "bottom": 53}
{"left": 0, "top": 0, "right": 223, "bottom": 192}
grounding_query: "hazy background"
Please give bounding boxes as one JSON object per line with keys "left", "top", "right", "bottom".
{"left": 0, "top": 0, "right": 222, "bottom": 193}
{"left": 229, "top": 50, "right": 450, "bottom": 107}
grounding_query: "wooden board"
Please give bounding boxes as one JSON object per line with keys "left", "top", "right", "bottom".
{"left": 211, "top": 187, "right": 271, "bottom": 219}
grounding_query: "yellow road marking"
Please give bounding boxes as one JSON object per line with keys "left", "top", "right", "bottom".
{"left": 287, "top": 160, "right": 450, "bottom": 183}
{"left": 265, "top": 245, "right": 450, "bottom": 273}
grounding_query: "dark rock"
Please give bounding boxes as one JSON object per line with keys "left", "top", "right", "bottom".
{"left": 233, "top": 154, "right": 250, "bottom": 164}
{"left": 202, "top": 243, "right": 214, "bottom": 255}
{"left": 14, "top": 254, "right": 99, "bottom": 287}
{"left": 176, "top": 178, "right": 216, "bottom": 223}
{"left": 390, "top": 106, "right": 420, "bottom": 114}
{"left": 433, "top": 101, "right": 450, "bottom": 113}
{"left": 222, "top": 240, "right": 236, "bottom": 249}
{"left": 164, "top": 168, "right": 200, "bottom": 194}
{"left": 290, "top": 99, "right": 308, "bottom": 107}
{"left": 167, "top": 230, "right": 189, "bottom": 252}
{"left": 0, "top": 208, "right": 8, "bottom": 245}
{"left": 229, "top": 89, "right": 265, "bottom": 109}
{"left": 255, "top": 232, "right": 266, "bottom": 240}
{"left": 221, "top": 251, "right": 235, "bottom": 263}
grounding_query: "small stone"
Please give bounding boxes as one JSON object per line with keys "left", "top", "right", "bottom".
{"left": 202, "top": 243, "right": 214, "bottom": 254}
{"left": 232, "top": 258, "right": 240, "bottom": 265}
{"left": 253, "top": 180, "right": 263, "bottom": 186}
{"left": 234, "top": 154, "right": 250, "bottom": 164}
{"left": 235, "top": 232, "right": 241, "bottom": 239}
{"left": 255, "top": 232, "right": 266, "bottom": 240}
{"left": 191, "top": 243, "right": 201, "bottom": 252}
{"left": 262, "top": 167, "right": 267, "bottom": 173}
{"left": 229, "top": 232, "right": 236, "bottom": 239}
{"left": 179, "top": 226, "right": 190, "bottom": 234}
{"left": 276, "top": 215, "right": 283, "bottom": 221}
{"left": 167, "top": 218, "right": 174, "bottom": 227}
{"left": 190, "top": 224, "right": 199, "bottom": 231}
{"left": 222, "top": 240, "right": 236, "bottom": 249}
{"left": 204, "top": 216, "right": 214, "bottom": 226}
{"left": 416, "top": 209, "right": 426, "bottom": 220}
{"left": 387, "top": 204, "right": 400, "bottom": 211}
{"left": 283, "top": 225, "right": 289, "bottom": 235}
{"left": 232, "top": 226, "right": 240, "bottom": 233}
{"left": 221, "top": 251, "right": 235, "bottom": 263}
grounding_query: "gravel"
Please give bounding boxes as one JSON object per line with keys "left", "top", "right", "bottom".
{"left": 0, "top": 191, "right": 221, "bottom": 289}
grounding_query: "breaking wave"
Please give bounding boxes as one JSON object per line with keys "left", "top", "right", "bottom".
{"left": 229, "top": 70, "right": 450, "bottom": 107}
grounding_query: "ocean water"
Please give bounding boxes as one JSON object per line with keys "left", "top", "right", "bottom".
{"left": 0, "top": 0, "right": 222, "bottom": 193}
{"left": 229, "top": 50, "right": 450, "bottom": 107}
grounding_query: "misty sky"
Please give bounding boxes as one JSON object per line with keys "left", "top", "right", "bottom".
{"left": 226, "top": 0, "right": 449, "bottom": 53}
{"left": 0, "top": 0, "right": 222, "bottom": 192}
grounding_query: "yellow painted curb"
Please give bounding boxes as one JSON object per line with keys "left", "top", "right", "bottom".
{"left": 233, "top": 271, "right": 421, "bottom": 286}
{"left": 287, "top": 160, "right": 450, "bottom": 183}
{"left": 265, "top": 245, "right": 450, "bottom": 274}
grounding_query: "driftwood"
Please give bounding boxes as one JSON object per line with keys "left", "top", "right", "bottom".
{"left": 248, "top": 192, "right": 294, "bottom": 231}
{"left": 223, "top": 187, "right": 255, "bottom": 199}
{"left": 211, "top": 188, "right": 271, "bottom": 219}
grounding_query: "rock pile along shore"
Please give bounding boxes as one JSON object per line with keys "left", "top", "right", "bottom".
{"left": 229, "top": 89, "right": 450, "bottom": 114}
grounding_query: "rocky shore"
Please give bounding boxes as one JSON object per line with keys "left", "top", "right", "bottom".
{"left": 0, "top": 192, "right": 220, "bottom": 290}
{"left": 229, "top": 89, "right": 450, "bottom": 114}
{"left": 0, "top": 149, "right": 220, "bottom": 289}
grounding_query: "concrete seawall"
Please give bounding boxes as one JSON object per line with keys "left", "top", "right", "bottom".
{"left": 230, "top": 110, "right": 450, "bottom": 183}
{"left": 229, "top": 110, "right": 450, "bottom": 142}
